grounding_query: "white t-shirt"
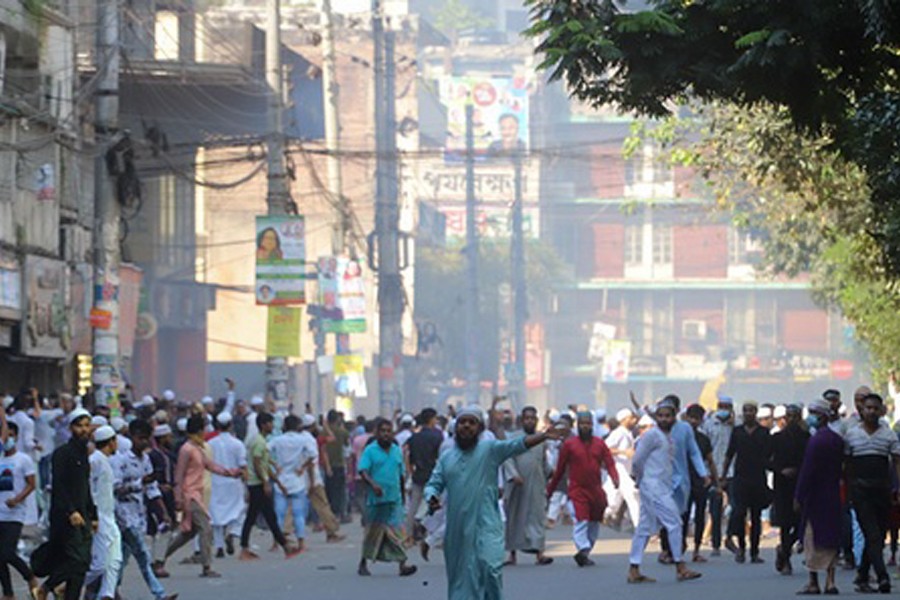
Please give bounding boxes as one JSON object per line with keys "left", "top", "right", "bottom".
{"left": 0, "top": 452, "right": 36, "bottom": 522}
{"left": 605, "top": 425, "right": 635, "bottom": 472}
{"left": 268, "top": 431, "right": 318, "bottom": 495}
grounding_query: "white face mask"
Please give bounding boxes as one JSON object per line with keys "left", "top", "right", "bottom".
{"left": 3, "top": 438, "right": 16, "bottom": 452}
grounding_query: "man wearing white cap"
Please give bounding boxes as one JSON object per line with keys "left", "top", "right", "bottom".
{"left": 424, "top": 406, "right": 565, "bottom": 598}
{"left": 628, "top": 399, "right": 702, "bottom": 583}
{"left": 38, "top": 408, "right": 94, "bottom": 600}
{"left": 605, "top": 408, "right": 640, "bottom": 529}
{"left": 148, "top": 425, "right": 177, "bottom": 578}
{"left": 395, "top": 414, "right": 415, "bottom": 448}
{"left": 162, "top": 390, "right": 176, "bottom": 404}
{"left": 243, "top": 396, "right": 265, "bottom": 445}
{"left": 84, "top": 426, "right": 120, "bottom": 600}
{"left": 208, "top": 412, "right": 247, "bottom": 557}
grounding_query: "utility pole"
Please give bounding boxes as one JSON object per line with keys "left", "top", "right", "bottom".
{"left": 91, "top": 0, "right": 121, "bottom": 410}
{"left": 464, "top": 105, "right": 479, "bottom": 406}
{"left": 321, "top": 0, "right": 347, "bottom": 254}
{"left": 265, "top": 0, "right": 292, "bottom": 404}
{"left": 372, "top": 2, "right": 404, "bottom": 417}
{"left": 510, "top": 152, "right": 526, "bottom": 410}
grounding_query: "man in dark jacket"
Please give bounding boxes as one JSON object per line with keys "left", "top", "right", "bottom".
{"left": 37, "top": 408, "right": 95, "bottom": 600}
{"left": 770, "top": 404, "right": 810, "bottom": 574}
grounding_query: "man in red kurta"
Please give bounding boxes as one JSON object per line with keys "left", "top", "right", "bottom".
{"left": 547, "top": 411, "right": 619, "bottom": 566}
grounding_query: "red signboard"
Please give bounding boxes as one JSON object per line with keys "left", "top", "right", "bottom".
{"left": 90, "top": 308, "right": 112, "bottom": 330}
{"left": 831, "top": 359, "right": 854, "bottom": 380}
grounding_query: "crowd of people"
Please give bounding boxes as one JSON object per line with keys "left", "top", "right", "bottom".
{"left": 0, "top": 382, "right": 898, "bottom": 598}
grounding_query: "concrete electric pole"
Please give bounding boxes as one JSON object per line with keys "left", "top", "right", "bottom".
{"left": 265, "top": 0, "right": 293, "bottom": 404}
{"left": 91, "top": 0, "right": 122, "bottom": 410}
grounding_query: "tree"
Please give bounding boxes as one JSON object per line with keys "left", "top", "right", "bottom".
{"left": 414, "top": 238, "right": 566, "bottom": 384}
{"left": 525, "top": 0, "right": 900, "bottom": 275}
{"left": 637, "top": 102, "right": 900, "bottom": 375}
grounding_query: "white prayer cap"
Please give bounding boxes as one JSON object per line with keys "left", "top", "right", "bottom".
{"left": 301, "top": 414, "right": 316, "bottom": 428}
{"left": 2, "top": 395, "right": 13, "bottom": 409}
{"left": 216, "top": 411, "right": 233, "bottom": 426}
{"left": 616, "top": 408, "right": 634, "bottom": 422}
{"left": 136, "top": 395, "right": 155, "bottom": 408}
{"left": 176, "top": 417, "right": 188, "bottom": 432}
{"left": 153, "top": 424, "right": 172, "bottom": 437}
{"left": 457, "top": 405, "right": 484, "bottom": 423}
{"left": 110, "top": 417, "right": 127, "bottom": 432}
{"left": 773, "top": 405, "right": 787, "bottom": 419}
{"left": 93, "top": 425, "right": 116, "bottom": 443}
{"left": 637, "top": 414, "right": 654, "bottom": 428}
{"left": 250, "top": 395, "right": 265, "bottom": 406}
{"left": 91, "top": 415, "right": 108, "bottom": 428}
{"left": 758, "top": 406, "right": 773, "bottom": 419}
{"left": 153, "top": 410, "right": 169, "bottom": 423}
{"left": 838, "top": 404, "right": 847, "bottom": 417}
{"left": 202, "top": 396, "right": 214, "bottom": 406}
{"left": 68, "top": 408, "right": 91, "bottom": 425}
{"left": 808, "top": 398, "right": 831, "bottom": 415}
{"left": 162, "top": 389, "right": 176, "bottom": 401}
{"left": 594, "top": 409, "right": 607, "bottom": 422}
{"left": 548, "top": 409, "right": 561, "bottom": 423}
{"left": 400, "top": 413, "right": 414, "bottom": 425}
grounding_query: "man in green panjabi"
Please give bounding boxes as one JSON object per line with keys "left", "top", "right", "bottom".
{"left": 425, "top": 406, "right": 564, "bottom": 600}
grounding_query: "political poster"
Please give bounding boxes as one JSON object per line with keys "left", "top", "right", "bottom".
{"left": 317, "top": 256, "right": 366, "bottom": 333}
{"left": 600, "top": 340, "right": 631, "bottom": 384}
{"left": 440, "top": 76, "right": 530, "bottom": 160}
{"left": 255, "top": 216, "right": 306, "bottom": 305}
{"left": 266, "top": 306, "right": 302, "bottom": 357}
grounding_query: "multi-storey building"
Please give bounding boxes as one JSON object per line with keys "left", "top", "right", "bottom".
{"left": 540, "top": 94, "right": 861, "bottom": 412}
{"left": 0, "top": 0, "right": 93, "bottom": 392}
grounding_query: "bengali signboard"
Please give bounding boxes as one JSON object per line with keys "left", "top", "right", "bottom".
{"left": 255, "top": 216, "right": 306, "bottom": 305}
{"left": 441, "top": 76, "right": 530, "bottom": 158}
{"left": 266, "top": 306, "right": 302, "bottom": 357}
{"left": 317, "top": 256, "right": 366, "bottom": 333}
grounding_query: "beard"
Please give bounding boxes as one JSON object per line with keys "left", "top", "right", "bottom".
{"left": 456, "top": 433, "right": 478, "bottom": 450}
{"left": 378, "top": 438, "right": 392, "bottom": 449}
{"left": 523, "top": 425, "right": 536, "bottom": 435}
{"left": 578, "top": 429, "right": 592, "bottom": 441}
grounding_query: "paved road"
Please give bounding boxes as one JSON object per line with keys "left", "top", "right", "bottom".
{"left": 114, "top": 521, "right": 876, "bottom": 600}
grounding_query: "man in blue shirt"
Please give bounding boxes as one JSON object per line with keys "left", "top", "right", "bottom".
{"left": 357, "top": 418, "right": 417, "bottom": 577}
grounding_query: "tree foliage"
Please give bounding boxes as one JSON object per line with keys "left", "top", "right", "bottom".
{"left": 525, "top": 0, "right": 900, "bottom": 276}
{"left": 639, "top": 102, "right": 900, "bottom": 375}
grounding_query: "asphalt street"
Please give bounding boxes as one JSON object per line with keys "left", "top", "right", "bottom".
{"left": 111, "top": 521, "right": 881, "bottom": 600}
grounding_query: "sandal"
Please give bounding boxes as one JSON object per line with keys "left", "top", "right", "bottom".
{"left": 677, "top": 569, "right": 702, "bottom": 582}
{"left": 536, "top": 556, "right": 554, "bottom": 566}
{"left": 692, "top": 554, "right": 708, "bottom": 563}
{"left": 627, "top": 574, "right": 656, "bottom": 584}
{"left": 796, "top": 585, "right": 821, "bottom": 595}
{"left": 399, "top": 565, "right": 418, "bottom": 577}
{"left": 823, "top": 587, "right": 839, "bottom": 595}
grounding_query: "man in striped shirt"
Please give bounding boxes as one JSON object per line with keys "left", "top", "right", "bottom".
{"left": 844, "top": 392, "right": 900, "bottom": 593}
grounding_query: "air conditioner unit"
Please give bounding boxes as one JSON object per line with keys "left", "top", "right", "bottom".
{"left": 682, "top": 319, "right": 707, "bottom": 341}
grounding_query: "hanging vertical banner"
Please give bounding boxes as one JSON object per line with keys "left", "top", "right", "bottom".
{"left": 266, "top": 306, "right": 302, "bottom": 357}
{"left": 118, "top": 264, "right": 143, "bottom": 359}
{"left": 255, "top": 215, "right": 306, "bottom": 305}
{"left": 317, "top": 256, "right": 367, "bottom": 333}
{"left": 600, "top": 340, "right": 632, "bottom": 383}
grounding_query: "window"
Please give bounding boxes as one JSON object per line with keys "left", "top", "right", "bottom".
{"left": 728, "top": 228, "right": 747, "bottom": 265}
{"left": 624, "top": 224, "right": 643, "bottom": 265}
{"left": 652, "top": 224, "right": 672, "bottom": 264}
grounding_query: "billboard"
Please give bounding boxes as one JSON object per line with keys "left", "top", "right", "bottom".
{"left": 317, "top": 256, "right": 366, "bottom": 333}
{"left": 441, "top": 76, "right": 529, "bottom": 159}
{"left": 255, "top": 216, "right": 306, "bottom": 305}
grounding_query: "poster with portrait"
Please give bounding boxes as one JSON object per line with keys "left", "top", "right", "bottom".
{"left": 440, "top": 76, "right": 530, "bottom": 160}
{"left": 317, "top": 256, "right": 366, "bottom": 333}
{"left": 255, "top": 216, "right": 306, "bottom": 305}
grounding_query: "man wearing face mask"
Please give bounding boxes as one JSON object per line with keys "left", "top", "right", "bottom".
{"left": 770, "top": 404, "right": 810, "bottom": 575}
{"left": 701, "top": 396, "right": 734, "bottom": 556}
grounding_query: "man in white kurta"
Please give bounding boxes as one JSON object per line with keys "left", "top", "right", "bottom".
{"left": 208, "top": 412, "right": 247, "bottom": 556}
{"left": 628, "top": 401, "right": 701, "bottom": 584}
{"left": 604, "top": 409, "right": 640, "bottom": 528}
{"left": 85, "top": 426, "right": 122, "bottom": 600}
